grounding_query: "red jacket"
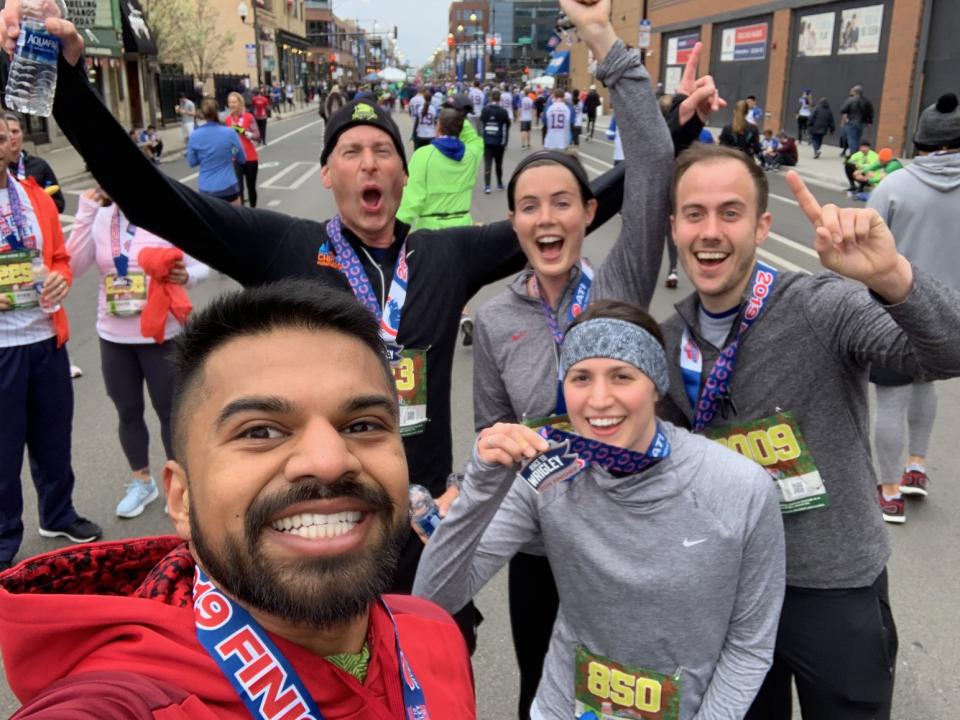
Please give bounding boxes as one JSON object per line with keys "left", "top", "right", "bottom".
{"left": 0, "top": 537, "right": 475, "bottom": 719}
{"left": 10, "top": 176, "right": 71, "bottom": 346}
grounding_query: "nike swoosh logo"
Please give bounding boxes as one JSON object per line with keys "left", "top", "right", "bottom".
{"left": 682, "top": 538, "right": 707, "bottom": 548}
{"left": 511, "top": 331, "right": 528, "bottom": 342}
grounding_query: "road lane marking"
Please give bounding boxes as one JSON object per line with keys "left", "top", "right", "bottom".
{"left": 757, "top": 247, "right": 808, "bottom": 273}
{"left": 287, "top": 163, "right": 320, "bottom": 190}
{"left": 261, "top": 162, "right": 319, "bottom": 190}
{"left": 260, "top": 162, "right": 305, "bottom": 188}
{"left": 267, "top": 199, "right": 282, "bottom": 207}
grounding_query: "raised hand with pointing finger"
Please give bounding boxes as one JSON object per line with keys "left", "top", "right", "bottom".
{"left": 786, "top": 170, "right": 913, "bottom": 304}
{"left": 674, "top": 41, "right": 726, "bottom": 126}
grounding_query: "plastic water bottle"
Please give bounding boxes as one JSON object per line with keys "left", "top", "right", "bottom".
{"left": 5, "top": 0, "right": 68, "bottom": 117}
{"left": 31, "top": 256, "right": 59, "bottom": 313}
{"left": 409, "top": 484, "right": 441, "bottom": 537}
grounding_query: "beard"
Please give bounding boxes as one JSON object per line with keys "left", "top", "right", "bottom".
{"left": 191, "top": 477, "right": 408, "bottom": 630}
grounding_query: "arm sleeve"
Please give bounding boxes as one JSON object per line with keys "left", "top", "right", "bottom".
{"left": 472, "top": 312, "right": 516, "bottom": 430}
{"left": 396, "top": 151, "right": 427, "bottom": 227}
{"left": 64, "top": 196, "right": 100, "bottom": 279}
{"left": 461, "top": 116, "right": 484, "bottom": 159}
{"left": 183, "top": 252, "right": 210, "bottom": 288}
{"left": 694, "top": 476, "right": 785, "bottom": 720}
{"left": 592, "top": 39, "right": 673, "bottom": 309}
{"left": 186, "top": 137, "right": 199, "bottom": 167}
{"left": 51, "top": 57, "right": 294, "bottom": 286}
{"left": 413, "top": 448, "right": 540, "bottom": 615}
{"left": 806, "top": 269, "right": 960, "bottom": 381}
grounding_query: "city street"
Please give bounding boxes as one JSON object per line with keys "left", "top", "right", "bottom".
{"left": 1, "top": 108, "right": 957, "bottom": 718}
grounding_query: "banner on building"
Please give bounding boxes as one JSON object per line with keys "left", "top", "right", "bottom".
{"left": 838, "top": 4, "right": 884, "bottom": 55}
{"left": 666, "top": 33, "right": 698, "bottom": 66}
{"left": 245, "top": 43, "right": 257, "bottom": 67}
{"left": 664, "top": 66, "right": 682, "bottom": 95}
{"left": 796, "top": 12, "right": 835, "bottom": 57}
{"left": 720, "top": 22, "right": 768, "bottom": 62}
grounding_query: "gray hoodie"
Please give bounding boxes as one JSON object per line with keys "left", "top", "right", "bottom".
{"left": 868, "top": 152, "right": 960, "bottom": 289}
{"left": 473, "top": 40, "right": 673, "bottom": 430}
{"left": 660, "top": 268, "right": 960, "bottom": 588}
{"left": 414, "top": 423, "right": 785, "bottom": 720}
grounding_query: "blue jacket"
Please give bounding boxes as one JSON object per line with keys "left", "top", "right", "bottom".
{"left": 186, "top": 122, "right": 244, "bottom": 194}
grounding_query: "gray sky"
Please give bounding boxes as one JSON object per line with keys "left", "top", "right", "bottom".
{"left": 333, "top": 0, "right": 452, "bottom": 67}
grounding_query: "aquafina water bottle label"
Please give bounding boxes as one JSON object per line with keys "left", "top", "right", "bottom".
{"left": 414, "top": 510, "right": 441, "bottom": 537}
{"left": 17, "top": 25, "right": 61, "bottom": 65}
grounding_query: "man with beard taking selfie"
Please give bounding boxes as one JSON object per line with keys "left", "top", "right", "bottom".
{"left": 0, "top": 281, "right": 476, "bottom": 720}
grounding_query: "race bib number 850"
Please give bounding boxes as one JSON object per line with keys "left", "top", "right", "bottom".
{"left": 574, "top": 646, "right": 680, "bottom": 720}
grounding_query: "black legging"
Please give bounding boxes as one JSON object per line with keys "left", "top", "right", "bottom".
{"left": 255, "top": 118, "right": 267, "bottom": 144}
{"left": 237, "top": 160, "right": 259, "bottom": 208}
{"left": 484, "top": 144, "right": 505, "bottom": 186}
{"left": 509, "top": 552, "right": 559, "bottom": 720}
{"left": 99, "top": 338, "right": 175, "bottom": 470}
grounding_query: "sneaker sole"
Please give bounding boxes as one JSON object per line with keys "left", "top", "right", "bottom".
{"left": 900, "top": 486, "right": 928, "bottom": 497}
{"left": 116, "top": 486, "right": 160, "bottom": 519}
{"left": 881, "top": 514, "right": 906, "bottom": 524}
{"left": 38, "top": 527, "right": 102, "bottom": 542}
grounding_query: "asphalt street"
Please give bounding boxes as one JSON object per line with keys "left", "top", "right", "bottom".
{"left": 1, "top": 108, "right": 957, "bottom": 718}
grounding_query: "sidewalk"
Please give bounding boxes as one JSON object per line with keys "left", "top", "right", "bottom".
{"left": 34, "top": 99, "right": 321, "bottom": 187}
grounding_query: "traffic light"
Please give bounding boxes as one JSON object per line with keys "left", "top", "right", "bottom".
{"left": 447, "top": 33, "right": 455, "bottom": 48}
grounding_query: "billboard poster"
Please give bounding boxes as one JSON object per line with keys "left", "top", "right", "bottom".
{"left": 664, "top": 66, "right": 682, "bottom": 95}
{"left": 838, "top": 4, "right": 884, "bottom": 55}
{"left": 720, "top": 22, "right": 768, "bottom": 62}
{"left": 666, "top": 32, "right": 699, "bottom": 66}
{"left": 797, "top": 12, "right": 835, "bottom": 57}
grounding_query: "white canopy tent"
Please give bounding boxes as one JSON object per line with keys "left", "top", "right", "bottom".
{"left": 380, "top": 67, "right": 406, "bottom": 82}
{"left": 528, "top": 75, "right": 556, "bottom": 89}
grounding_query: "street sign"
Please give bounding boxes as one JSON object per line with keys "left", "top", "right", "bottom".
{"left": 424, "top": 67, "right": 433, "bottom": 77}
{"left": 638, "top": 19, "right": 652, "bottom": 49}
{"left": 517, "top": 36, "right": 532, "bottom": 46}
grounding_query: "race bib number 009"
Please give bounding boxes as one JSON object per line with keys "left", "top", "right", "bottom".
{"left": 704, "top": 411, "right": 829, "bottom": 514}
{"left": 393, "top": 348, "right": 428, "bottom": 437}
{"left": 574, "top": 646, "right": 681, "bottom": 720}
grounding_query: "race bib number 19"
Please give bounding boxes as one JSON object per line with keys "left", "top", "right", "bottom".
{"left": 704, "top": 411, "right": 829, "bottom": 514}
{"left": 574, "top": 645, "right": 681, "bottom": 720}
{"left": 393, "top": 348, "right": 428, "bottom": 437}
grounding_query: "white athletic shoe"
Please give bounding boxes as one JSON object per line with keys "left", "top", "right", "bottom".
{"left": 116, "top": 478, "right": 159, "bottom": 518}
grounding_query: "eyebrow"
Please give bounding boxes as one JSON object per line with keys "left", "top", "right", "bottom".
{"left": 342, "top": 394, "right": 398, "bottom": 416}
{"left": 518, "top": 189, "right": 576, "bottom": 203}
{"left": 680, "top": 199, "right": 747, "bottom": 212}
{"left": 215, "top": 396, "right": 297, "bottom": 431}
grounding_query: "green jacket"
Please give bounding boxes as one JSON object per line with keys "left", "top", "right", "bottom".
{"left": 863, "top": 158, "right": 904, "bottom": 186}
{"left": 848, "top": 149, "right": 879, "bottom": 170}
{"left": 396, "top": 121, "right": 483, "bottom": 230}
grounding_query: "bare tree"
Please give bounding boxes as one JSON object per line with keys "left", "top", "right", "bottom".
{"left": 140, "top": 0, "right": 235, "bottom": 81}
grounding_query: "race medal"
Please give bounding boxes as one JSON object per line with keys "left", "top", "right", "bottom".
{"left": 574, "top": 645, "right": 681, "bottom": 720}
{"left": 520, "top": 440, "right": 586, "bottom": 493}
{"left": 393, "top": 348, "right": 428, "bottom": 437}
{"left": 104, "top": 271, "right": 147, "bottom": 317}
{"left": 0, "top": 248, "right": 40, "bottom": 309}
{"left": 703, "top": 411, "right": 828, "bottom": 514}
{"left": 523, "top": 413, "right": 575, "bottom": 434}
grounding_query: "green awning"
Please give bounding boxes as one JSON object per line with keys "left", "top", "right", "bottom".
{"left": 78, "top": 26, "right": 123, "bottom": 58}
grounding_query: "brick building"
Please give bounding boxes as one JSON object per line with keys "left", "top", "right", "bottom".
{"left": 567, "top": 0, "right": 959, "bottom": 156}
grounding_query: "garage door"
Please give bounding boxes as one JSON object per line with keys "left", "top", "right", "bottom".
{"left": 659, "top": 28, "right": 700, "bottom": 96}
{"left": 709, "top": 14, "right": 773, "bottom": 128}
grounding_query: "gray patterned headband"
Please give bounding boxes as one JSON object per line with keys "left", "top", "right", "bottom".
{"left": 560, "top": 318, "right": 669, "bottom": 396}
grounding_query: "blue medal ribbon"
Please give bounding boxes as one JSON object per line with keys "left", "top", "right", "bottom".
{"left": 1, "top": 173, "right": 32, "bottom": 251}
{"left": 193, "top": 566, "right": 431, "bottom": 720}
{"left": 680, "top": 262, "right": 778, "bottom": 432}
{"left": 16, "top": 152, "right": 26, "bottom": 182}
{"left": 324, "top": 215, "right": 408, "bottom": 363}
{"left": 530, "top": 261, "right": 594, "bottom": 415}
{"left": 537, "top": 422, "right": 671, "bottom": 477}
{"left": 110, "top": 205, "right": 137, "bottom": 277}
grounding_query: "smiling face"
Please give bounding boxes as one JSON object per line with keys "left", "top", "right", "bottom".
{"left": 227, "top": 93, "right": 244, "bottom": 115}
{"left": 509, "top": 164, "right": 597, "bottom": 282}
{"left": 671, "top": 158, "right": 772, "bottom": 313}
{"left": 164, "top": 326, "right": 408, "bottom": 629}
{"left": 563, "top": 358, "right": 659, "bottom": 454}
{"left": 321, "top": 125, "right": 407, "bottom": 248}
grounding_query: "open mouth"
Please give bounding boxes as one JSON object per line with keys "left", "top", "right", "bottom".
{"left": 270, "top": 510, "right": 364, "bottom": 539}
{"left": 586, "top": 416, "right": 625, "bottom": 436}
{"left": 535, "top": 235, "right": 565, "bottom": 262}
{"left": 694, "top": 250, "right": 730, "bottom": 269}
{"left": 361, "top": 187, "right": 383, "bottom": 212}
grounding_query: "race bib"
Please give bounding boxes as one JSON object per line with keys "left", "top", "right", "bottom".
{"left": 104, "top": 272, "right": 147, "bottom": 317}
{"left": 703, "top": 411, "right": 829, "bottom": 514}
{"left": 393, "top": 348, "right": 427, "bottom": 437}
{"left": 575, "top": 645, "right": 681, "bottom": 720}
{"left": 0, "top": 249, "right": 39, "bottom": 309}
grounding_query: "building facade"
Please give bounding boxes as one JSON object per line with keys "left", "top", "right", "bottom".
{"left": 567, "top": 0, "right": 955, "bottom": 156}
{"left": 490, "top": 0, "right": 560, "bottom": 80}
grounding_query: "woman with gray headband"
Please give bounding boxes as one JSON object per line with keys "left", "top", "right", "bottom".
{"left": 416, "top": 299, "right": 785, "bottom": 719}
{"left": 466, "top": 0, "right": 723, "bottom": 715}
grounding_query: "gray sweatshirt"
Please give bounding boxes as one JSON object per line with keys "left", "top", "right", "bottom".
{"left": 473, "top": 40, "right": 672, "bottom": 430}
{"left": 414, "top": 423, "right": 785, "bottom": 720}
{"left": 868, "top": 152, "right": 960, "bottom": 289}
{"left": 660, "top": 268, "right": 960, "bottom": 588}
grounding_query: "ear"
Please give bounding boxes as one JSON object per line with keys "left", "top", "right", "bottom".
{"left": 755, "top": 211, "right": 773, "bottom": 248}
{"left": 508, "top": 209, "right": 517, "bottom": 234}
{"left": 163, "top": 459, "right": 192, "bottom": 542}
{"left": 320, "top": 163, "right": 333, "bottom": 190}
{"left": 583, "top": 198, "right": 598, "bottom": 227}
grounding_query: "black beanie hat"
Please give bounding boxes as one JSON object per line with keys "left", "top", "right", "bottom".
{"left": 320, "top": 99, "right": 408, "bottom": 173}
{"left": 506, "top": 150, "right": 594, "bottom": 212}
